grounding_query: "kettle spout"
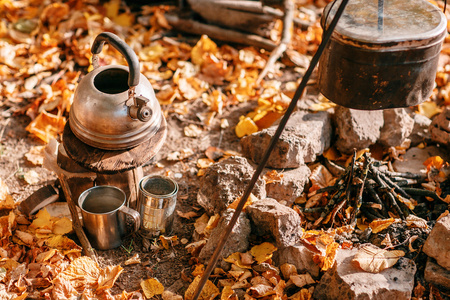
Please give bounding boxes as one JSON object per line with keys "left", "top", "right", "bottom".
{"left": 129, "top": 95, "right": 152, "bottom": 122}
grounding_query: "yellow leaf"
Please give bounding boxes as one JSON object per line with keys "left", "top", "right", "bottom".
{"left": 250, "top": 242, "right": 277, "bottom": 264}
{"left": 197, "top": 158, "right": 215, "bottom": 169}
{"left": 52, "top": 217, "right": 72, "bottom": 235}
{"left": 185, "top": 276, "right": 220, "bottom": 300}
{"left": 30, "top": 208, "right": 52, "bottom": 231}
{"left": 45, "top": 235, "right": 81, "bottom": 251}
{"left": 160, "top": 235, "right": 177, "bottom": 249}
{"left": 280, "top": 263, "right": 298, "bottom": 280}
{"left": 352, "top": 244, "right": 405, "bottom": 273}
{"left": 321, "top": 242, "right": 339, "bottom": 271}
{"left": 417, "top": 101, "right": 442, "bottom": 119}
{"left": 263, "top": 170, "right": 284, "bottom": 184}
{"left": 290, "top": 288, "right": 312, "bottom": 300}
{"left": 192, "top": 264, "right": 205, "bottom": 277}
{"left": 227, "top": 193, "right": 257, "bottom": 211}
{"left": 25, "top": 111, "right": 66, "bottom": 143}
{"left": 235, "top": 117, "right": 258, "bottom": 138}
{"left": 0, "top": 179, "right": 15, "bottom": 210}
{"left": 221, "top": 286, "right": 237, "bottom": 300}
{"left": 191, "top": 35, "right": 218, "bottom": 66}
{"left": 36, "top": 249, "right": 57, "bottom": 263}
{"left": 194, "top": 213, "right": 209, "bottom": 235}
{"left": 437, "top": 210, "right": 449, "bottom": 221}
{"left": 368, "top": 218, "right": 395, "bottom": 234}
{"left": 423, "top": 156, "right": 444, "bottom": 170}
{"left": 345, "top": 149, "right": 369, "bottom": 167}
{"left": 224, "top": 252, "right": 252, "bottom": 269}
{"left": 141, "top": 278, "right": 164, "bottom": 299}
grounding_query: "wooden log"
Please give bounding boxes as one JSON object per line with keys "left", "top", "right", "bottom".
{"left": 165, "top": 14, "right": 277, "bottom": 51}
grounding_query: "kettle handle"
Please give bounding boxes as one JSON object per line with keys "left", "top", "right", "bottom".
{"left": 91, "top": 32, "right": 140, "bottom": 88}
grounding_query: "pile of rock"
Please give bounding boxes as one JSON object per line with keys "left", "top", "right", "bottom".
{"left": 194, "top": 106, "right": 447, "bottom": 299}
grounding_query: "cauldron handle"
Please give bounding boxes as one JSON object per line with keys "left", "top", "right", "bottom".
{"left": 91, "top": 32, "right": 140, "bottom": 88}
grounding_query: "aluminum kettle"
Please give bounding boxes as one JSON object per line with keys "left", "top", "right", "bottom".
{"left": 69, "top": 32, "right": 163, "bottom": 150}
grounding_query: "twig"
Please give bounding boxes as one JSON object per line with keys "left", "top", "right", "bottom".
{"left": 0, "top": 118, "right": 11, "bottom": 142}
{"left": 256, "top": 0, "right": 294, "bottom": 84}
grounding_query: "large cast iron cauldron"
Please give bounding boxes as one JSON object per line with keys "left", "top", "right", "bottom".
{"left": 318, "top": 0, "right": 447, "bottom": 110}
{"left": 69, "top": 32, "right": 163, "bottom": 150}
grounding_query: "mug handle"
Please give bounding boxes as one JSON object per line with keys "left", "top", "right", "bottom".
{"left": 119, "top": 206, "right": 141, "bottom": 233}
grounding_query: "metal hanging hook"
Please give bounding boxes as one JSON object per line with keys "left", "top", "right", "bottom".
{"left": 190, "top": 0, "right": 351, "bottom": 299}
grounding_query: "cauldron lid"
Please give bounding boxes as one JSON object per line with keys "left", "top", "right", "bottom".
{"left": 322, "top": 0, "right": 446, "bottom": 45}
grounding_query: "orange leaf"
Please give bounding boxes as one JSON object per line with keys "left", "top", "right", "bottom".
{"left": 25, "top": 111, "right": 66, "bottom": 143}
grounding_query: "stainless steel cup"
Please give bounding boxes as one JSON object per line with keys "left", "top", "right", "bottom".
{"left": 78, "top": 185, "right": 140, "bottom": 250}
{"left": 138, "top": 175, "right": 178, "bottom": 238}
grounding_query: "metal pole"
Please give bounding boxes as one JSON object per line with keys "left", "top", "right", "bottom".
{"left": 191, "top": 0, "right": 350, "bottom": 299}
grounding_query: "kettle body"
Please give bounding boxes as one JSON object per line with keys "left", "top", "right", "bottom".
{"left": 69, "top": 32, "right": 163, "bottom": 150}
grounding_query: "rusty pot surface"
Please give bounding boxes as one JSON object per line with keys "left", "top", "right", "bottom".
{"left": 69, "top": 32, "right": 163, "bottom": 150}
{"left": 318, "top": 0, "right": 447, "bottom": 110}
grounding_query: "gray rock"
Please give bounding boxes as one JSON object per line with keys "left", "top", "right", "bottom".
{"left": 273, "top": 243, "right": 320, "bottom": 277}
{"left": 423, "top": 214, "right": 450, "bottom": 270}
{"left": 334, "top": 106, "right": 384, "bottom": 154}
{"left": 264, "top": 165, "right": 311, "bottom": 206}
{"left": 409, "top": 113, "right": 432, "bottom": 146}
{"left": 197, "top": 156, "right": 266, "bottom": 215}
{"left": 425, "top": 258, "right": 450, "bottom": 289}
{"left": 240, "top": 111, "right": 332, "bottom": 168}
{"left": 313, "top": 247, "right": 416, "bottom": 300}
{"left": 199, "top": 209, "right": 251, "bottom": 269}
{"left": 430, "top": 107, "right": 450, "bottom": 145}
{"left": 247, "top": 198, "right": 302, "bottom": 248}
{"left": 392, "top": 146, "right": 448, "bottom": 174}
{"left": 379, "top": 108, "right": 414, "bottom": 147}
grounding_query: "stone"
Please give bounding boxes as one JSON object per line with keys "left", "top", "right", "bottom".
{"left": 409, "top": 113, "right": 431, "bottom": 146}
{"left": 264, "top": 165, "right": 311, "bottom": 206}
{"left": 313, "top": 247, "right": 416, "bottom": 300}
{"left": 392, "top": 146, "right": 449, "bottom": 174}
{"left": 425, "top": 258, "right": 450, "bottom": 289}
{"left": 334, "top": 106, "right": 384, "bottom": 154}
{"left": 379, "top": 108, "right": 414, "bottom": 147}
{"left": 240, "top": 111, "right": 332, "bottom": 168}
{"left": 430, "top": 107, "right": 450, "bottom": 145}
{"left": 247, "top": 198, "right": 302, "bottom": 248}
{"left": 199, "top": 209, "right": 251, "bottom": 269}
{"left": 273, "top": 243, "right": 320, "bottom": 277}
{"left": 423, "top": 214, "right": 450, "bottom": 270}
{"left": 197, "top": 156, "right": 266, "bottom": 215}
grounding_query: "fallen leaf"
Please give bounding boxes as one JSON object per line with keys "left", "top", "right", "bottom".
{"left": 52, "top": 217, "right": 72, "bottom": 235}
{"left": 14, "top": 230, "right": 35, "bottom": 245}
{"left": 289, "top": 288, "right": 312, "bottom": 300}
{"left": 22, "top": 170, "right": 40, "bottom": 185}
{"left": 191, "top": 35, "right": 218, "bottom": 66}
{"left": 405, "top": 215, "right": 428, "bottom": 229}
{"left": 224, "top": 252, "right": 252, "bottom": 269}
{"left": 185, "top": 275, "right": 220, "bottom": 300}
{"left": 192, "top": 264, "right": 205, "bottom": 277}
{"left": 227, "top": 193, "right": 257, "bottom": 211}
{"left": 221, "top": 286, "right": 237, "bottom": 300}
{"left": 184, "top": 124, "right": 203, "bottom": 138}
{"left": 321, "top": 242, "right": 339, "bottom": 271}
{"left": 24, "top": 145, "right": 45, "bottom": 166}
{"left": 368, "top": 218, "right": 395, "bottom": 234}
{"left": 160, "top": 235, "right": 177, "bottom": 249}
{"left": 280, "top": 263, "right": 298, "bottom": 280}
{"left": 289, "top": 273, "right": 315, "bottom": 288}
{"left": 0, "top": 179, "right": 16, "bottom": 210}
{"left": 177, "top": 210, "right": 199, "bottom": 219}
{"left": 235, "top": 116, "right": 258, "bottom": 138}
{"left": 139, "top": 278, "right": 164, "bottom": 299}
{"left": 437, "top": 210, "right": 449, "bottom": 221}
{"left": 162, "top": 290, "right": 184, "bottom": 300}
{"left": 250, "top": 242, "right": 277, "bottom": 264}
{"left": 417, "top": 101, "right": 442, "bottom": 119}
{"left": 197, "top": 158, "right": 215, "bottom": 169}
{"left": 352, "top": 244, "right": 405, "bottom": 273}
{"left": 194, "top": 213, "right": 209, "bottom": 235}
{"left": 124, "top": 253, "right": 141, "bottom": 265}
{"left": 263, "top": 170, "right": 284, "bottom": 184}
{"left": 25, "top": 111, "right": 66, "bottom": 144}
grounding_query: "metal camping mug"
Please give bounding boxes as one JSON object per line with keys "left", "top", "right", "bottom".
{"left": 78, "top": 185, "right": 140, "bottom": 250}
{"left": 138, "top": 175, "right": 178, "bottom": 238}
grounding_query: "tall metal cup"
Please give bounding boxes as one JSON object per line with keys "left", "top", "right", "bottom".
{"left": 138, "top": 175, "right": 178, "bottom": 238}
{"left": 78, "top": 185, "right": 140, "bottom": 250}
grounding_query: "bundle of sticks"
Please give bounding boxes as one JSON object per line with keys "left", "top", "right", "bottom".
{"left": 302, "top": 152, "right": 444, "bottom": 228}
